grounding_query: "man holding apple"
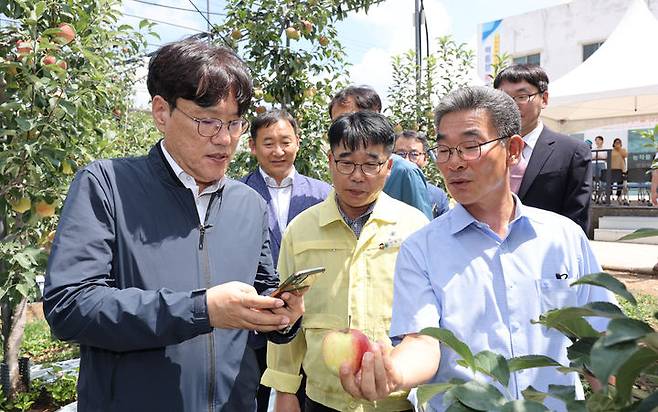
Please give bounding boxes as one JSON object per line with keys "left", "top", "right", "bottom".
{"left": 339, "top": 86, "right": 615, "bottom": 411}
{"left": 44, "top": 39, "right": 304, "bottom": 411}
{"left": 261, "top": 111, "right": 428, "bottom": 411}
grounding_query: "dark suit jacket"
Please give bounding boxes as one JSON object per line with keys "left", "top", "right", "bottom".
{"left": 241, "top": 170, "right": 331, "bottom": 267}
{"left": 518, "top": 126, "right": 592, "bottom": 232}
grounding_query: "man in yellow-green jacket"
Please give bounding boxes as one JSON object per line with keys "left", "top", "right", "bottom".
{"left": 261, "top": 111, "right": 429, "bottom": 411}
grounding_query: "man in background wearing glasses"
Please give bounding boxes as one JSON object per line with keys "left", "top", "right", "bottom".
{"left": 394, "top": 130, "right": 450, "bottom": 218}
{"left": 44, "top": 39, "right": 304, "bottom": 411}
{"left": 338, "top": 87, "right": 615, "bottom": 411}
{"left": 494, "top": 64, "right": 592, "bottom": 233}
{"left": 262, "top": 111, "right": 428, "bottom": 411}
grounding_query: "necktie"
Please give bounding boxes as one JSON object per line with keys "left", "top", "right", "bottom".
{"left": 510, "top": 143, "right": 528, "bottom": 194}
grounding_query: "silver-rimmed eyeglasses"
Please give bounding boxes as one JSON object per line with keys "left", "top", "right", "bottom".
{"left": 428, "top": 136, "right": 509, "bottom": 164}
{"left": 176, "top": 107, "right": 248, "bottom": 138}
{"left": 394, "top": 151, "right": 426, "bottom": 161}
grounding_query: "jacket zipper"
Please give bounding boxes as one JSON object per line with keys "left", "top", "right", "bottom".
{"left": 199, "top": 190, "right": 222, "bottom": 412}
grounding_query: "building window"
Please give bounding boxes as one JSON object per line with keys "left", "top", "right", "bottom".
{"left": 513, "top": 53, "right": 540, "bottom": 65}
{"left": 582, "top": 41, "right": 604, "bottom": 61}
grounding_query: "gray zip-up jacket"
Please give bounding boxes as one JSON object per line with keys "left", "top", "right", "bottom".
{"left": 44, "top": 144, "right": 298, "bottom": 411}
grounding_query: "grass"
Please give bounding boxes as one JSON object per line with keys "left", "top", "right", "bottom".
{"left": 618, "top": 293, "right": 658, "bottom": 329}
{"left": 20, "top": 320, "right": 79, "bottom": 364}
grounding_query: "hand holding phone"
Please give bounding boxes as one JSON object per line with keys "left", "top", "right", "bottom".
{"left": 270, "top": 267, "right": 326, "bottom": 298}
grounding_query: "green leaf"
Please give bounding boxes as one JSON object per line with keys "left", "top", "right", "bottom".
{"left": 534, "top": 302, "right": 625, "bottom": 339}
{"left": 445, "top": 402, "right": 477, "bottom": 412}
{"left": 571, "top": 272, "right": 636, "bottom": 305}
{"left": 618, "top": 228, "right": 658, "bottom": 241}
{"left": 566, "top": 338, "right": 597, "bottom": 370}
{"left": 14, "top": 253, "right": 34, "bottom": 269}
{"left": 634, "top": 390, "right": 658, "bottom": 412}
{"left": 33, "top": 1, "right": 46, "bottom": 18}
{"left": 614, "top": 347, "right": 658, "bottom": 405}
{"left": 508, "top": 355, "right": 562, "bottom": 373}
{"left": 521, "top": 386, "right": 548, "bottom": 402}
{"left": 586, "top": 392, "right": 616, "bottom": 411}
{"left": 416, "top": 380, "right": 463, "bottom": 408}
{"left": 545, "top": 385, "right": 577, "bottom": 403}
{"left": 15, "top": 282, "right": 31, "bottom": 297}
{"left": 450, "top": 380, "right": 506, "bottom": 410}
{"left": 420, "top": 327, "right": 475, "bottom": 371}
{"left": 471, "top": 350, "right": 510, "bottom": 386}
{"left": 602, "top": 318, "right": 654, "bottom": 347}
{"left": 139, "top": 19, "right": 149, "bottom": 29}
{"left": 589, "top": 339, "right": 638, "bottom": 390}
{"left": 499, "top": 400, "right": 549, "bottom": 411}
{"left": 643, "top": 332, "right": 658, "bottom": 353}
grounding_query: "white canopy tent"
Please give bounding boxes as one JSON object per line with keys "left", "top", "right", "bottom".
{"left": 542, "top": 0, "right": 658, "bottom": 134}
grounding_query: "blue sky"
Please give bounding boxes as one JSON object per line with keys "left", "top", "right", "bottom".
{"left": 120, "top": 0, "right": 569, "bottom": 107}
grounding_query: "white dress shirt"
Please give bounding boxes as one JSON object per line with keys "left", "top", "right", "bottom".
{"left": 160, "top": 141, "right": 224, "bottom": 224}
{"left": 521, "top": 121, "right": 543, "bottom": 162}
{"left": 259, "top": 166, "right": 295, "bottom": 232}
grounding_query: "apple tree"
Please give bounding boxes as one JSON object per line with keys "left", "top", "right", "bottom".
{"left": 220, "top": 0, "right": 383, "bottom": 181}
{"left": 0, "top": 0, "right": 156, "bottom": 396}
{"left": 386, "top": 36, "right": 474, "bottom": 187}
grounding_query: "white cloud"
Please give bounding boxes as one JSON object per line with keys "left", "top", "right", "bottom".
{"left": 344, "top": 0, "right": 453, "bottom": 107}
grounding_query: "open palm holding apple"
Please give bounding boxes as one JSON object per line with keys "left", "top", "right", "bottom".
{"left": 322, "top": 329, "right": 403, "bottom": 401}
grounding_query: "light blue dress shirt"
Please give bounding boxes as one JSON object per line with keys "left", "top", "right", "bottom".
{"left": 390, "top": 195, "right": 616, "bottom": 412}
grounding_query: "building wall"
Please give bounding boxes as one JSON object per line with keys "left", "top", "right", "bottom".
{"left": 478, "top": 0, "right": 658, "bottom": 84}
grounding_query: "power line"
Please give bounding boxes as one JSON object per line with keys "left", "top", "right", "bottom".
{"left": 123, "top": 12, "right": 208, "bottom": 32}
{"left": 127, "top": 0, "right": 226, "bottom": 16}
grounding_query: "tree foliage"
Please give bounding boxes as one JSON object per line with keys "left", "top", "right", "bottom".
{"left": 0, "top": 0, "right": 157, "bottom": 396}
{"left": 386, "top": 35, "right": 474, "bottom": 186}
{"left": 220, "top": 0, "right": 382, "bottom": 181}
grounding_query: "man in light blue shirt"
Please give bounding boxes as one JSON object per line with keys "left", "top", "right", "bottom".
{"left": 338, "top": 86, "right": 616, "bottom": 411}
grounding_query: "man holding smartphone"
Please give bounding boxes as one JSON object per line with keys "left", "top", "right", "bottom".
{"left": 261, "top": 111, "right": 429, "bottom": 411}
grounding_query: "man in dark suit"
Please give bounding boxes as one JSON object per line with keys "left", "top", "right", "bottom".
{"left": 241, "top": 109, "right": 330, "bottom": 411}
{"left": 494, "top": 64, "right": 592, "bottom": 232}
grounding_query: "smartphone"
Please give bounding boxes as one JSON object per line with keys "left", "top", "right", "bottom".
{"left": 270, "top": 267, "right": 326, "bottom": 298}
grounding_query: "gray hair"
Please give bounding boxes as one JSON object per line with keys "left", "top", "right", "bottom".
{"left": 434, "top": 86, "right": 521, "bottom": 140}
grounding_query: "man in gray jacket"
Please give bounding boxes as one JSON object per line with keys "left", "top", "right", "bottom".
{"left": 44, "top": 39, "right": 304, "bottom": 411}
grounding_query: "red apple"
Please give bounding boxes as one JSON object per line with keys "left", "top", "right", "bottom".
{"left": 255, "top": 105, "right": 266, "bottom": 114}
{"left": 301, "top": 20, "right": 313, "bottom": 34}
{"left": 230, "top": 29, "right": 242, "bottom": 40}
{"left": 55, "top": 23, "right": 76, "bottom": 44}
{"left": 58, "top": 60, "right": 68, "bottom": 70}
{"left": 16, "top": 40, "right": 32, "bottom": 56}
{"left": 321, "top": 328, "right": 371, "bottom": 376}
{"left": 42, "top": 55, "right": 57, "bottom": 65}
{"left": 318, "top": 35, "right": 329, "bottom": 47}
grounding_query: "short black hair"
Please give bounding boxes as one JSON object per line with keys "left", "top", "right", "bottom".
{"left": 329, "top": 85, "right": 382, "bottom": 117}
{"left": 493, "top": 64, "right": 549, "bottom": 93}
{"left": 147, "top": 38, "right": 253, "bottom": 115}
{"left": 435, "top": 86, "right": 521, "bottom": 141}
{"left": 395, "top": 130, "right": 430, "bottom": 152}
{"left": 595, "top": 135, "right": 604, "bottom": 142}
{"left": 250, "top": 109, "right": 299, "bottom": 140}
{"left": 328, "top": 111, "right": 394, "bottom": 154}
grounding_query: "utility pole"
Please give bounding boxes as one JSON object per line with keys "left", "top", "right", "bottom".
{"left": 414, "top": 0, "right": 424, "bottom": 125}
{"left": 207, "top": 0, "right": 211, "bottom": 41}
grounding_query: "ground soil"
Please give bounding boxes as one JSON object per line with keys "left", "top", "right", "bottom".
{"left": 610, "top": 270, "right": 658, "bottom": 297}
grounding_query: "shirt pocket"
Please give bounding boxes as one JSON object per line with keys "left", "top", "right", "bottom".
{"left": 535, "top": 279, "right": 578, "bottom": 313}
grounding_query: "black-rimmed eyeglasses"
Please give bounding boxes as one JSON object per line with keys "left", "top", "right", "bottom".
{"left": 393, "top": 151, "right": 426, "bottom": 161}
{"left": 333, "top": 158, "right": 387, "bottom": 176}
{"left": 510, "top": 92, "right": 541, "bottom": 104}
{"left": 428, "top": 136, "right": 509, "bottom": 164}
{"left": 175, "top": 107, "right": 248, "bottom": 138}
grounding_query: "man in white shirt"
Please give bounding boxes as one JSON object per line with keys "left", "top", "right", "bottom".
{"left": 241, "top": 109, "right": 330, "bottom": 411}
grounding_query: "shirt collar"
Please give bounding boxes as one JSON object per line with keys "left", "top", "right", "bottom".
{"left": 160, "top": 141, "right": 224, "bottom": 193}
{"left": 448, "top": 193, "right": 528, "bottom": 235}
{"left": 522, "top": 121, "right": 543, "bottom": 151}
{"left": 319, "top": 190, "right": 397, "bottom": 228}
{"left": 259, "top": 166, "right": 296, "bottom": 188}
